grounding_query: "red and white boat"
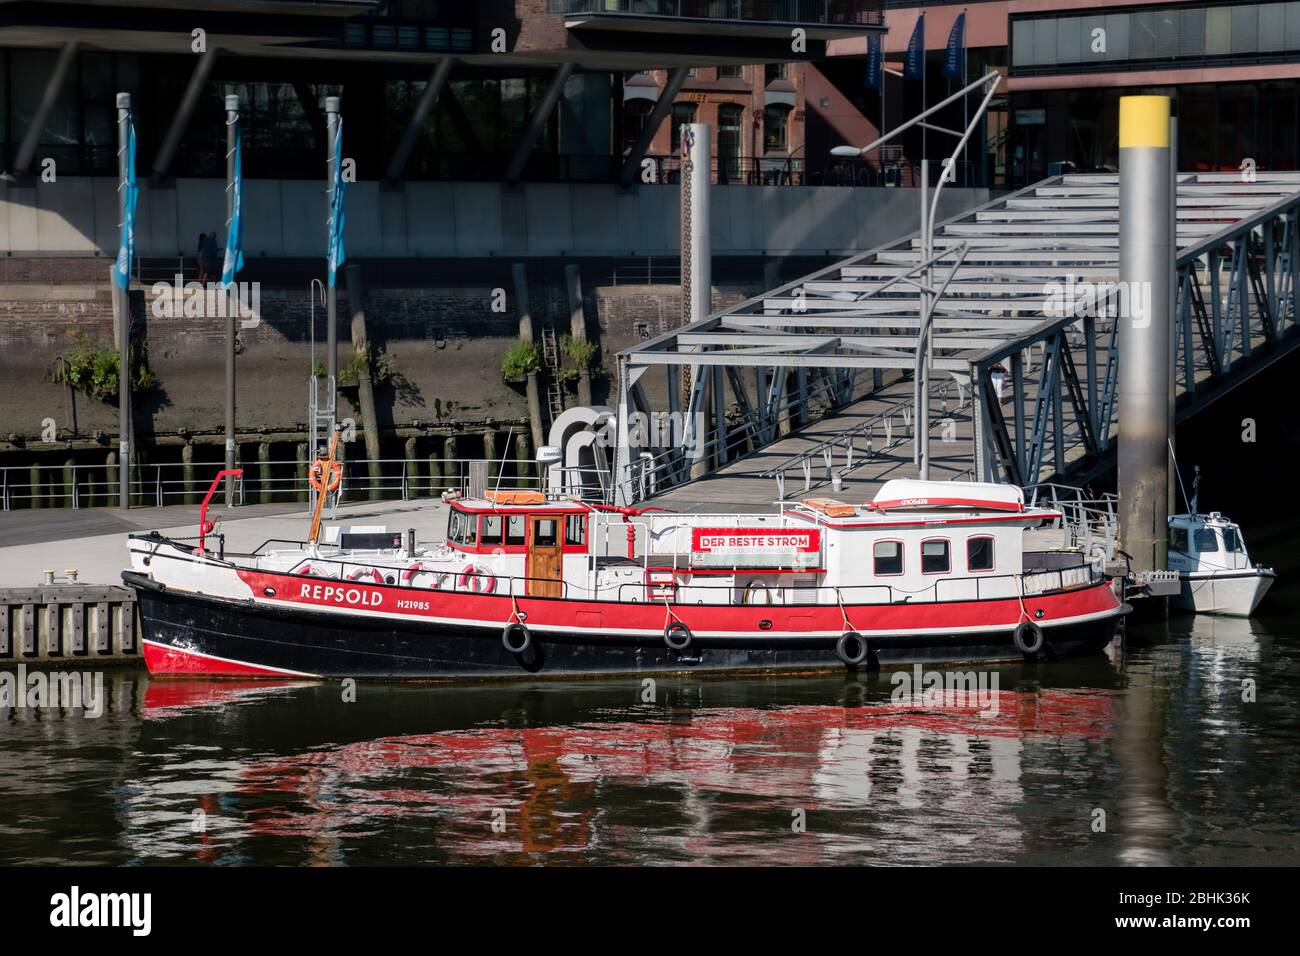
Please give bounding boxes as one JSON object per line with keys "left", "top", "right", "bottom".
{"left": 123, "top": 478, "right": 1129, "bottom": 680}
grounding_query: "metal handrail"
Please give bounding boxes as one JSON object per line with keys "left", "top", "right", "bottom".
{"left": 0, "top": 457, "right": 543, "bottom": 511}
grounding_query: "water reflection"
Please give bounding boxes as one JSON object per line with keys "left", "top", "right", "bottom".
{"left": 2, "top": 609, "right": 1297, "bottom": 866}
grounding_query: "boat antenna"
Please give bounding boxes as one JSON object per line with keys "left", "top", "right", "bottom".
{"left": 1168, "top": 439, "right": 1192, "bottom": 514}
{"left": 492, "top": 426, "right": 514, "bottom": 499}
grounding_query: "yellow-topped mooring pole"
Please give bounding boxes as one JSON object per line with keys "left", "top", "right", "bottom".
{"left": 1117, "top": 94, "right": 1173, "bottom": 575}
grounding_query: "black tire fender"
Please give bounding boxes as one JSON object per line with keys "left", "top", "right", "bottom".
{"left": 664, "top": 621, "right": 693, "bottom": 651}
{"left": 1013, "top": 620, "right": 1045, "bottom": 657}
{"left": 502, "top": 621, "right": 532, "bottom": 655}
{"left": 836, "top": 630, "right": 869, "bottom": 667}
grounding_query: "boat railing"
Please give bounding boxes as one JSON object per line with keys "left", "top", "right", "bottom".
{"left": 757, "top": 380, "right": 970, "bottom": 500}
{"left": 0, "top": 457, "right": 545, "bottom": 511}
{"left": 1025, "top": 482, "right": 1120, "bottom": 560}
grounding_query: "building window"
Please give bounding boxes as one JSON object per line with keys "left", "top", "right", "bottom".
{"left": 765, "top": 62, "right": 789, "bottom": 85}
{"left": 718, "top": 103, "right": 744, "bottom": 181}
{"left": 671, "top": 101, "right": 697, "bottom": 153}
{"left": 873, "top": 540, "right": 904, "bottom": 576}
{"left": 967, "top": 536, "right": 995, "bottom": 572}
{"left": 764, "top": 103, "right": 790, "bottom": 152}
{"left": 718, "top": 65, "right": 744, "bottom": 79}
{"left": 921, "top": 539, "right": 951, "bottom": 574}
{"left": 623, "top": 98, "right": 655, "bottom": 153}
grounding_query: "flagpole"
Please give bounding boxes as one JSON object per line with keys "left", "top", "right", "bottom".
{"left": 325, "top": 96, "right": 340, "bottom": 443}
{"left": 922, "top": 16, "right": 927, "bottom": 167}
{"left": 115, "top": 92, "right": 132, "bottom": 510}
{"left": 224, "top": 94, "right": 240, "bottom": 506}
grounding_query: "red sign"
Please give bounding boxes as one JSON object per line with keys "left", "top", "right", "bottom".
{"left": 691, "top": 528, "right": 821, "bottom": 554}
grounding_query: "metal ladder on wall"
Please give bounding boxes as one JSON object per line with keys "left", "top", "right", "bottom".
{"left": 308, "top": 373, "right": 338, "bottom": 518}
{"left": 541, "top": 326, "right": 565, "bottom": 424}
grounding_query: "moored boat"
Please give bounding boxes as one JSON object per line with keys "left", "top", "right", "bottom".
{"left": 1167, "top": 512, "right": 1275, "bottom": 616}
{"left": 123, "top": 477, "right": 1130, "bottom": 680}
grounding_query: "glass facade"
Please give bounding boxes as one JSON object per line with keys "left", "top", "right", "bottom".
{"left": 1006, "top": 80, "right": 1300, "bottom": 187}
{"left": 1011, "top": 2, "right": 1300, "bottom": 74}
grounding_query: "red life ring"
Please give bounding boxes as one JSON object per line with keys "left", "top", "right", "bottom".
{"left": 457, "top": 564, "right": 496, "bottom": 594}
{"left": 347, "top": 566, "right": 383, "bottom": 584}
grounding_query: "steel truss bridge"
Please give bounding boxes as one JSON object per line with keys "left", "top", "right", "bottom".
{"left": 612, "top": 172, "right": 1300, "bottom": 505}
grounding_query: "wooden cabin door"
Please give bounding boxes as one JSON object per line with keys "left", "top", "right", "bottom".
{"left": 527, "top": 517, "right": 563, "bottom": 598}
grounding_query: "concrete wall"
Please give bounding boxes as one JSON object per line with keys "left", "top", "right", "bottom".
{"left": 0, "top": 178, "right": 991, "bottom": 259}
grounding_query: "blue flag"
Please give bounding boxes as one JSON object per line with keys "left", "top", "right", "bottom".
{"left": 904, "top": 14, "right": 925, "bottom": 81}
{"left": 943, "top": 13, "right": 966, "bottom": 80}
{"left": 221, "top": 124, "right": 245, "bottom": 288}
{"left": 327, "top": 117, "right": 347, "bottom": 289}
{"left": 113, "top": 119, "right": 137, "bottom": 291}
{"left": 865, "top": 32, "right": 883, "bottom": 91}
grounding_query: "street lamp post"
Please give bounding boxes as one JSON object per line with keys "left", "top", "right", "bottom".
{"left": 831, "top": 72, "right": 1003, "bottom": 480}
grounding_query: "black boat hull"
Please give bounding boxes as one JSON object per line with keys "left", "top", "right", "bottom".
{"left": 128, "top": 572, "right": 1125, "bottom": 680}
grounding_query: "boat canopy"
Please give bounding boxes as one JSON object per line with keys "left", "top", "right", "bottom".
{"left": 868, "top": 479, "right": 1025, "bottom": 513}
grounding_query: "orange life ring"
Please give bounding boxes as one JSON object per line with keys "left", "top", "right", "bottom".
{"left": 457, "top": 564, "right": 496, "bottom": 594}
{"left": 347, "top": 566, "right": 383, "bottom": 584}
{"left": 308, "top": 459, "right": 343, "bottom": 493}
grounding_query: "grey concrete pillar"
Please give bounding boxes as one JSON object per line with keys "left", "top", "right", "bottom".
{"left": 1118, "top": 95, "right": 1173, "bottom": 573}
{"left": 564, "top": 264, "right": 594, "bottom": 408}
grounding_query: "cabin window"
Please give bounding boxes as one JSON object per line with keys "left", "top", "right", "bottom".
{"left": 921, "top": 539, "right": 951, "bottom": 574}
{"left": 506, "top": 515, "right": 527, "bottom": 546}
{"left": 1222, "top": 528, "right": 1241, "bottom": 553}
{"left": 481, "top": 515, "right": 504, "bottom": 546}
{"left": 873, "top": 540, "right": 904, "bottom": 576}
{"left": 565, "top": 515, "right": 587, "bottom": 547}
{"left": 1170, "top": 527, "right": 1189, "bottom": 554}
{"left": 447, "top": 510, "right": 477, "bottom": 547}
{"left": 1194, "top": 529, "right": 1219, "bottom": 553}
{"left": 967, "top": 536, "right": 995, "bottom": 572}
{"left": 534, "top": 518, "right": 559, "bottom": 548}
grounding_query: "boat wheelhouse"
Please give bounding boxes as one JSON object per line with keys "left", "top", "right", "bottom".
{"left": 1168, "top": 512, "right": 1275, "bottom": 616}
{"left": 123, "top": 479, "right": 1129, "bottom": 679}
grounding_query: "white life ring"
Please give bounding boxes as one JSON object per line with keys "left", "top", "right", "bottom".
{"left": 457, "top": 564, "right": 496, "bottom": 594}
{"left": 347, "top": 566, "right": 384, "bottom": 584}
{"left": 742, "top": 579, "right": 773, "bottom": 605}
{"left": 404, "top": 562, "right": 451, "bottom": 589}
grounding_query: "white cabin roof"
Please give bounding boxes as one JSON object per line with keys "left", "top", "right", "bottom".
{"left": 869, "top": 480, "right": 1025, "bottom": 513}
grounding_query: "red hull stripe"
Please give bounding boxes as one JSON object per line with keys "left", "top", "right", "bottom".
{"left": 236, "top": 568, "right": 1122, "bottom": 637}
{"left": 143, "top": 639, "right": 320, "bottom": 678}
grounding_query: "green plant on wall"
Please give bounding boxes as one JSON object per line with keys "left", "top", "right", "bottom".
{"left": 501, "top": 339, "right": 542, "bottom": 382}
{"left": 51, "top": 330, "right": 156, "bottom": 404}
{"left": 563, "top": 335, "right": 599, "bottom": 369}
{"left": 338, "top": 344, "right": 397, "bottom": 388}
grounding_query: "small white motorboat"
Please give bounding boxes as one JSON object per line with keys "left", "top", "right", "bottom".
{"left": 1167, "top": 512, "right": 1275, "bottom": 616}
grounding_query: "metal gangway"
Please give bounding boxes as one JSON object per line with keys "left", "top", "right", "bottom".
{"left": 617, "top": 170, "right": 1300, "bottom": 507}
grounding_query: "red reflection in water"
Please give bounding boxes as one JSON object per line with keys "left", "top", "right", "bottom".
{"left": 179, "top": 688, "right": 1114, "bottom": 860}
